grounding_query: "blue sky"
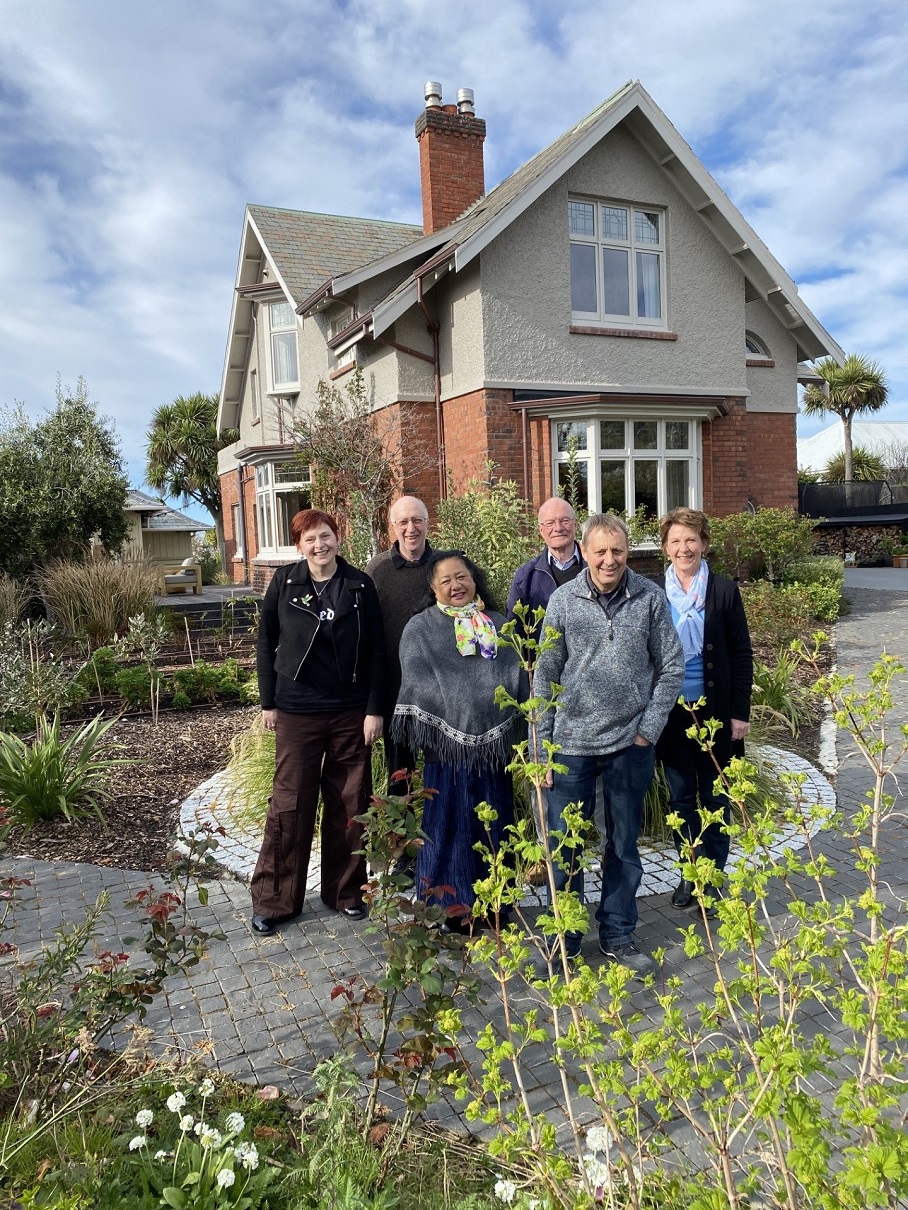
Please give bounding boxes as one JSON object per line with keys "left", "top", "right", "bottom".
{"left": 1, "top": 0, "right": 906, "bottom": 494}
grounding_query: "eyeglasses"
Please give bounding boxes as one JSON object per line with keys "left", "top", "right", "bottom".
{"left": 392, "top": 517, "right": 427, "bottom": 529}
{"left": 539, "top": 518, "right": 575, "bottom": 531}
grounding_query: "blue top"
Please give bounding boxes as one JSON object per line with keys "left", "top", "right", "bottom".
{"left": 669, "top": 600, "right": 704, "bottom": 701}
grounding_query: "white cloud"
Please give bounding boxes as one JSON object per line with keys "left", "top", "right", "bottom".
{"left": 1, "top": 0, "right": 907, "bottom": 493}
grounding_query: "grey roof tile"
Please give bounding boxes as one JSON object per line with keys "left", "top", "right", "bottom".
{"left": 247, "top": 206, "right": 424, "bottom": 305}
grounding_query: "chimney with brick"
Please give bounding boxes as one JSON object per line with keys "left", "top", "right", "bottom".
{"left": 415, "top": 82, "right": 486, "bottom": 235}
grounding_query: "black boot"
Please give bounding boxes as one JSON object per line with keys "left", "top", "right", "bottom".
{"left": 670, "top": 878, "right": 695, "bottom": 909}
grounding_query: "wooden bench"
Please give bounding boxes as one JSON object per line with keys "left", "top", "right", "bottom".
{"left": 158, "top": 562, "right": 202, "bottom": 595}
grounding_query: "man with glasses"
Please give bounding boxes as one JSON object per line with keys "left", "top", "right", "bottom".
{"left": 507, "top": 498, "right": 585, "bottom": 630}
{"left": 366, "top": 497, "right": 433, "bottom": 834}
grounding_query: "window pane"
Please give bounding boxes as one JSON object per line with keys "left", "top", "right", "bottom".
{"left": 272, "top": 331, "right": 298, "bottom": 385}
{"left": 665, "top": 421, "right": 689, "bottom": 451}
{"left": 556, "top": 421, "right": 588, "bottom": 453}
{"left": 276, "top": 489, "right": 310, "bottom": 546}
{"left": 633, "top": 421, "right": 657, "bottom": 450}
{"left": 254, "top": 464, "right": 271, "bottom": 488}
{"left": 635, "top": 210, "right": 660, "bottom": 245}
{"left": 256, "top": 495, "right": 274, "bottom": 551}
{"left": 275, "top": 461, "right": 310, "bottom": 484}
{"left": 270, "top": 302, "right": 295, "bottom": 329}
{"left": 599, "top": 419, "right": 625, "bottom": 450}
{"left": 600, "top": 460, "right": 626, "bottom": 513}
{"left": 557, "top": 461, "right": 588, "bottom": 510}
{"left": 636, "top": 251, "right": 662, "bottom": 318}
{"left": 634, "top": 461, "right": 658, "bottom": 516}
{"left": 666, "top": 461, "right": 690, "bottom": 511}
{"left": 601, "top": 205, "right": 628, "bottom": 240}
{"left": 602, "top": 247, "right": 630, "bottom": 316}
{"left": 570, "top": 243, "right": 597, "bottom": 312}
{"left": 568, "top": 201, "right": 595, "bottom": 236}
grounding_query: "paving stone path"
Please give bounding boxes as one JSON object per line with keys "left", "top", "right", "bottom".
{"left": 4, "top": 570, "right": 906, "bottom": 1135}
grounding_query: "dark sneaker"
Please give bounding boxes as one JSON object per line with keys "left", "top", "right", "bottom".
{"left": 599, "top": 940, "right": 657, "bottom": 979}
{"left": 390, "top": 854, "right": 417, "bottom": 889}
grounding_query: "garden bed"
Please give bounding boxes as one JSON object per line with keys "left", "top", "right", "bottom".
{"left": 5, "top": 704, "right": 256, "bottom": 872}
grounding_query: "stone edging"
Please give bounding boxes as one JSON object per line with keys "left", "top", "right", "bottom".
{"left": 179, "top": 744, "right": 837, "bottom": 903}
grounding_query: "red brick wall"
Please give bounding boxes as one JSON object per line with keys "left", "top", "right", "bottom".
{"left": 415, "top": 106, "right": 485, "bottom": 234}
{"left": 442, "top": 387, "right": 522, "bottom": 491}
{"left": 220, "top": 466, "right": 259, "bottom": 585}
{"left": 703, "top": 399, "right": 749, "bottom": 516}
{"left": 745, "top": 411, "right": 798, "bottom": 509}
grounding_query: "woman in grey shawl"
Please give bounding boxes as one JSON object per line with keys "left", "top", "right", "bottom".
{"left": 392, "top": 550, "right": 524, "bottom": 931}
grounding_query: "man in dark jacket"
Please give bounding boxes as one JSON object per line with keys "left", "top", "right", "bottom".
{"left": 365, "top": 496, "right": 433, "bottom": 793}
{"left": 507, "top": 498, "right": 585, "bottom": 632}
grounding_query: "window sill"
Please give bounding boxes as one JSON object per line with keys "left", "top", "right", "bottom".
{"left": 250, "top": 417, "right": 261, "bottom": 426}
{"left": 746, "top": 357, "right": 775, "bottom": 368}
{"left": 570, "top": 325, "right": 678, "bottom": 341}
{"left": 329, "top": 362, "right": 357, "bottom": 381}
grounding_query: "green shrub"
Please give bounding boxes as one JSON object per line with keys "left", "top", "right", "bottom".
{"left": 434, "top": 467, "right": 538, "bottom": 610}
{"left": 39, "top": 559, "right": 159, "bottom": 645}
{"left": 114, "top": 666, "right": 155, "bottom": 711}
{"left": 78, "top": 646, "right": 122, "bottom": 696}
{"left": 225, "top": 720, "right": 275, "bottom": 829}
{"left": 741, "top": 580, "right": 814, "bottom": 651}
{"left": 709, "top": 507, "right": 816, "bottom": 582}
{"left": 0, "top": 621, "right": 89, "bottom": 727}
{"left": 751, "top": 654, "right": 814, "bottom": 736}
{"left": 0, "top": 711, "right": 125, "bottom": 827}
{"left": 171, "top": 661, "right": 223, "bottom": 705}
{"left": 792, "top": 578, "right": 842, "bottom": 622}
{"left": 785, "top": 553, "right": 844, "bottom": 589}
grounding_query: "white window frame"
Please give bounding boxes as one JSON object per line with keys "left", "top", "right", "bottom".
{"left": 231, "top": 502, "right": 244, "bottom": 559}
{"left": 569, "top": 197, "right": 667, "bottom": 329}
{"left": 267, "top": 301, "right": 299, "bottom": 391}
{"left": 745, "top": 331, "right": 773, "bottom": 363}
{"left": 253, "top": 459, "right": 311, "bottom": 556}
{"left": 551, "top": 413, "right": 700, "bottom": 519}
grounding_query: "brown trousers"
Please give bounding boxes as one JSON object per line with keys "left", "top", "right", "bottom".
{"left": 250, "top": 708, "right": 369, "bottom": 919}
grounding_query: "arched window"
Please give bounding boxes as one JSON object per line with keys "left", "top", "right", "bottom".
{"left": 745, "top": 332, "right": 771, "bottom": 359}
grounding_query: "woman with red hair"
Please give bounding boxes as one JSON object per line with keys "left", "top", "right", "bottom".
{"left": 250, "top": 508, "right": 385, "bottom": 934}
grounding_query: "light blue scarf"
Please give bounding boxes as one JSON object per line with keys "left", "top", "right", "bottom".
{"left": 665, "top": 561, "right": 708, "bottom": 659}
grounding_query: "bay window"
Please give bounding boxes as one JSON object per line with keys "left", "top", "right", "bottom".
{"left": 552, "top": 416, "right": 698, "bottom": 519}
{"left": 254, "top": 460, "right": 311, "bottom": 555}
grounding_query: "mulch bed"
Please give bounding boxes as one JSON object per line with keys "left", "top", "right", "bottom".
{"left": 5, "top": 705, "right": 257, "bottom": 873}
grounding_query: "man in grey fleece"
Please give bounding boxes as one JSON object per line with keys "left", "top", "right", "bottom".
{"left": 535, "top": 512, "right": 684, "bottom": 976}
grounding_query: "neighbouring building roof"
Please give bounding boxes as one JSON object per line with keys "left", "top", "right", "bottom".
{"left": 126, "top": 490, "right": 212, "bottom": 532}
{"left": 797, "top": 420, "right": 908, "bottom": 471}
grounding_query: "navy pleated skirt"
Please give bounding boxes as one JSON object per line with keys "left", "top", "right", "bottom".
{"left": 416, "top": 760, "right": 514, "bottom": 914}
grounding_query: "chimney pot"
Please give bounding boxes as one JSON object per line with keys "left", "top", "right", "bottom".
{"left": 456, "top": 88, "right": 475, "bottom": 117}
{"left": 424, "top": 81, "right": 443, "bottom": 109}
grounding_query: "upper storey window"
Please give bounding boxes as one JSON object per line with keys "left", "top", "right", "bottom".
{"left": 269, "top": 301, "right": 299, "bottom": 389}
{"left": 569, "top": 199, "right": 666, "bottom": 328}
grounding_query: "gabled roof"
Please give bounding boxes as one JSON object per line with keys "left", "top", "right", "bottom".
{"left": 126, "top": 490, "right": 212, "bottom": 532}
{"left": 247, "top": 206, "right": 423, "bottom": 307}
{"left": 371, "top": 81, "right": 842, "bottom": 364}
{"left": 218, "top": 208, "right": 423, "bottom": 429}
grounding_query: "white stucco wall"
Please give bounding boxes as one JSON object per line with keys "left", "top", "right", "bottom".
{"left": 434, "top": 260, "right": 485, "bottom": 399}
{"left": 479, "top": 124, "right": 747, "bottom": 397}
{"left": 744, "top": 298, "right": 799, "bottom": 413}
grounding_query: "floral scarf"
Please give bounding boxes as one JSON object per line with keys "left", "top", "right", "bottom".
{"left": 665, "top": 561, "right": 709, "bottom": 659}
{"left": 435, "top": 597, "right": 498, "bottom": 659}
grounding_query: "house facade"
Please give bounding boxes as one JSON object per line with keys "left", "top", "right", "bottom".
{"left": 122, "top": 489, "right": 212, "bottom": 563}
{"left": 217, "top": 81, "right": 842, "bottom": 587}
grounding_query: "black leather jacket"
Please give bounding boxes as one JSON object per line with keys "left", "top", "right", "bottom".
{"left": 256, "top": 557, "right": 385, "bottom": 714}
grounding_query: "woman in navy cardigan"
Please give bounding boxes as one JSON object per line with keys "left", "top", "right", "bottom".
{"left": 656, "top": 507, "right": 753, "bottom": 913}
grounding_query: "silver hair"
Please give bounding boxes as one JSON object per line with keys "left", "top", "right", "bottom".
{"left": 580, "top": 512, "right": 629, "bottom": 544}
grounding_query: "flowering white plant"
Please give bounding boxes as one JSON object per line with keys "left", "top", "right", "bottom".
{"left": 494, "top": 1177, "right": 518, "bottom": 1204}
{"left": 125, "top": 1085, "right": 273, "bottom": 1206}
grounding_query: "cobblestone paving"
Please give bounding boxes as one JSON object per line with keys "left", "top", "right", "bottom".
{"left": 3, "top": 571, "right": 906, "bottom": 1135}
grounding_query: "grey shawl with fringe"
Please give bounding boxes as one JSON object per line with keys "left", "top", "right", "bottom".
{"left": 391, "top": 605, "right": 525, "bottom": 771}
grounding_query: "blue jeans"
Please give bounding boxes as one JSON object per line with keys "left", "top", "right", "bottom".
{"left": 545, "top": 743, "right": 655, "bottom": 947}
